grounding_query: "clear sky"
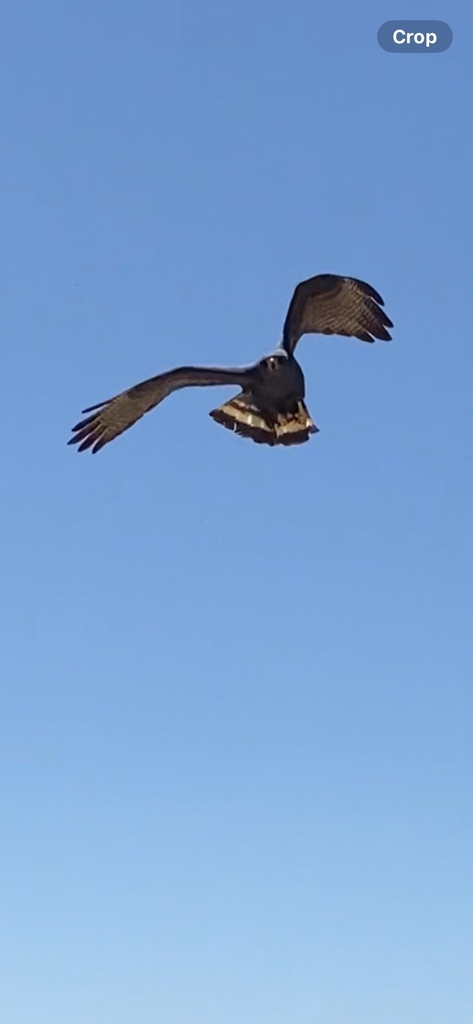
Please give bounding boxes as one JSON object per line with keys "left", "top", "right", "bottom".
{"left": 1, "top": 3, "right": 472, "bottom": 1022}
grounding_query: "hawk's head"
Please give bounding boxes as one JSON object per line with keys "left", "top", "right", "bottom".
{"left": 261, "top": 350, "right": 289, "bottom": 371}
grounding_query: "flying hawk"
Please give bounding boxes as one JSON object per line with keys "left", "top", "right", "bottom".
{"left": 68, "top": 273, "right": 393, "bottom": 453}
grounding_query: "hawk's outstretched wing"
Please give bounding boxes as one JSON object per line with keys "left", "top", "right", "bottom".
{"left": 282, "top": 274, "right": 393, "bottom": 354}
{"left": 68, "top": 365, "right": 250, "bottom": 454}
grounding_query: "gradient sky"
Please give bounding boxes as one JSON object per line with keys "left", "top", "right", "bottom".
{"left": 1, "top": 3, "right": 472, "bottom": 1023}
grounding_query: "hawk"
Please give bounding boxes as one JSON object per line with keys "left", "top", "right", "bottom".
{"left": 68, "top": 273, "right": 393, "bottom": 453}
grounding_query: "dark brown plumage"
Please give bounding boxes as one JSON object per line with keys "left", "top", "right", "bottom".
{"left": 282, "top": 273, "right": 393, "bottom": 354}
{"left": 68, "top": 366, "right": 250, "bottom": 453}
{"left": 68, "top": 272, "right": 393, "bottom": 454}
{"left": 68, "top": 355, "right": 317, "bottom": 453}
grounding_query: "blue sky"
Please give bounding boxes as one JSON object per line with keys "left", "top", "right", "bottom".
{"left": 1, "top": 2, "right": 472, "bottom": 1022}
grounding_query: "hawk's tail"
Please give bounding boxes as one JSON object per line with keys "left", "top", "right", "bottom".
{"left": 209, "top": 395, "right": 318, "bottom": 446}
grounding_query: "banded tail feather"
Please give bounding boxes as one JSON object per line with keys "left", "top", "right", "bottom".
{"left": 209, "top": 395, "right": 318, "bottom": 446}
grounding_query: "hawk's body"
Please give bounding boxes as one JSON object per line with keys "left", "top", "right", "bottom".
{"left": 68, "top": 272, "right": 393, "bottom": 453}
{"left": 209, "top": 352, "right": 316, "bottom": 447}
